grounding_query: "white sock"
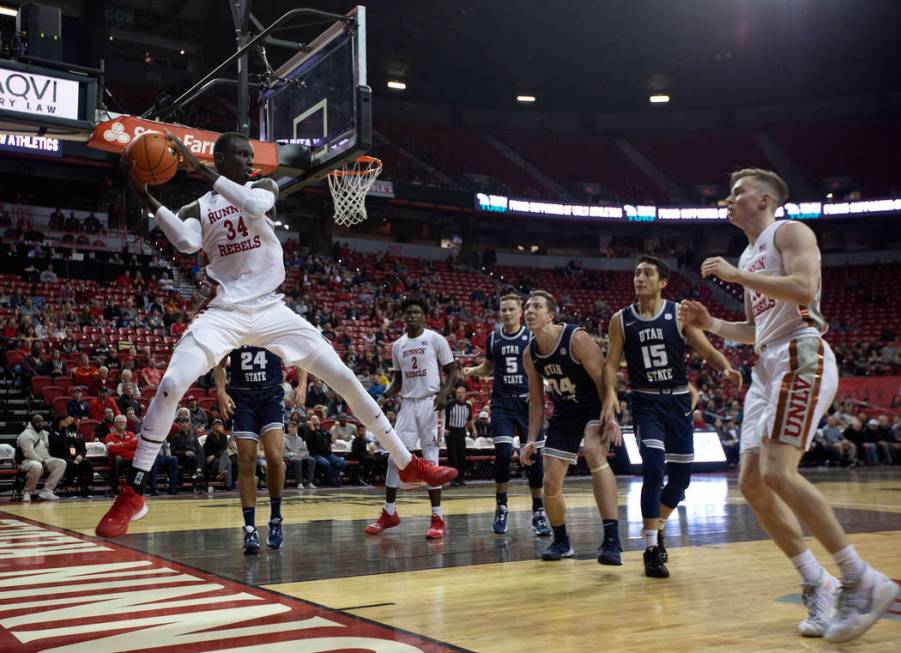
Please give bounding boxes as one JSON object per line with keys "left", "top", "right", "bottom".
{"left": 644, "top": 529, "right": 658, "bottom": 548}
{"left": 832, "top": 544, "right": 865, "bottom": 584}
{"left": 431, "top": 506, "right": 442, "bottom": 516}
{"left": 384, "top": 502, "right": 396, "bottom": 516}
{"left": 791, "top": 549, "right": 826, "bottom": 585}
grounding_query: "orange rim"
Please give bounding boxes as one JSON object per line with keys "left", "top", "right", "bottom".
{"left": 328, "top": 155, "right": 382, "bottom": 177}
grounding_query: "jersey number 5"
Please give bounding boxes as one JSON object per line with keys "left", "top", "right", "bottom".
{"left": 224, "top": 217, "right": 249, "bottom": 240}
{"left": 505, "top": 356, "right": 517, "bottom": 374}
{"left": 641, "top": 344, "right": 668, "bottom": 369}
{"left": 240, "top": 350, "right": 267, "bottom": 371}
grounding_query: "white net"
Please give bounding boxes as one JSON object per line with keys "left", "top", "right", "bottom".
{"left": 327, "top": 155, "right": 383, "bottom": 226}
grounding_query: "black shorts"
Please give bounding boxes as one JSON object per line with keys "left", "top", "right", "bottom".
{"left": 630, "top": 391, "right": 694, "bottom": 463}
{"left": 231, "top": 386, "right": 285, "bottom": 440}
{"left": 544, "top": 401, "right": 601, "bottom": 465}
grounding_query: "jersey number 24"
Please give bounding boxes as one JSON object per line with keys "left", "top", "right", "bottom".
{"left": 241, "top": 349, "right": 267, "bottom": 371}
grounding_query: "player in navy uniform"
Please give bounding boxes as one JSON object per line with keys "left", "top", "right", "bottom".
{"left": 602, "top": 256, "right": 741, "bottom": 577}
{"left": 463, "top": 293, "right": 551, "bottom": 536}
{"left": 215, "top": 345, "right": 307, "bottom": 554}
{"left": 521, "top": 290, "right": 622, "bottom": 563}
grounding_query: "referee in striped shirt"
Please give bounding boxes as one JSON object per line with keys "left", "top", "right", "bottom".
{"left": 444, "top": 386, "right": 474, "bottom": 487}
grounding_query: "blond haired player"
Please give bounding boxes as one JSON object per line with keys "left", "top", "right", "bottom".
{"left": 95, "top": 132, "right": 457, "bottom": 538}
{"left": 680, "top": 168, "right": 897, "bottom": 642}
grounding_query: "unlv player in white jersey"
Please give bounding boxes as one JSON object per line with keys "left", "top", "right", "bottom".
{"left": 364, "top": 297, "right": 458, "bottom": 539}
{"left": 680, "top": 168, "right": 897, "bottom": 643}
{"left": 95, "top": 132, "right": 457, "bottom": 538}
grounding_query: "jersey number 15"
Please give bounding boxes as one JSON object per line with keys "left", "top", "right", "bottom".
{"left": 641, "top": 344, "right": 669, "bottom": 369}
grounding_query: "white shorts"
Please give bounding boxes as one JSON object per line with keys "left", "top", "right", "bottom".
{"left": 740, "top": 336, "right": 838, "bottom": 454}
{"left": 180, "top": 294, "right": 329, "bottom": 369}
{"left": 395, "top": 396, "right": 442, "bottom": 463}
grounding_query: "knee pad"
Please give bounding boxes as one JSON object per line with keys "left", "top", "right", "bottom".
{"left": 494, "top": 442, "right": 513, "bottom": 484}
{"left": 527, "top": 450, "right": 543, "bottom": 489}
{"left": 661, "top": 462, "right": 692, "bottom": 509}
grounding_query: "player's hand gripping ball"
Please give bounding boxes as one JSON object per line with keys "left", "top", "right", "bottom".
{"left": 123, "top": 131, "right": 178, "bottom": 185}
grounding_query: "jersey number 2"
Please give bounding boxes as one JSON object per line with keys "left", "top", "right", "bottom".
{"left": 224, "top": 217, "right": 249, "bottom": 240}
{"left": 240, "top": 350, "right": 267, "bottom": 370}
{"left": 641, "top": 344, "right": 668, "bottom": 368}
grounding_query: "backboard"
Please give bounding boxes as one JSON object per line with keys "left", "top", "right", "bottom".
{"left": 260, "top": 5, "right": 371, "bottom": 195}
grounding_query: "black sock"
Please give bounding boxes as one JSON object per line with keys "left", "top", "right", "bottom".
{"left": 532, "top": 496, "right": 543, "bottom": 512}
{"left": 603, "top": 519, "right": 620, "bottom": 542}
{"left": 552, "top": 523, "right": 568, "bottom": 543}
{"left": 270, "top": 497, "right": 282, "bottom": 521}
{"left": 242, "top": 507, "right": 255, "bottom": 529}
{"left": 128, "top": 467, "right": 148, "bottom": 495}
{"left": 496, "top": 492, "right": 508, "bottom": 506}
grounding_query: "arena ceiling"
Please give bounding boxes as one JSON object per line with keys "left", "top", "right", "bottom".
{"left": 13, "top": 0, "right": 901, "bottom": 112}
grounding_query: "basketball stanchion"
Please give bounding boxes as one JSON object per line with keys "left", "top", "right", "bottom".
{"left": 327, "top": 155, "right": 383, "bottom": 226}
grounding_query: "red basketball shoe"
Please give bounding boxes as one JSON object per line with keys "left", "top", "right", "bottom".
{"left": 425, "top": 514, "right": 447, "bottom": 539}
{"left": 95, "top": 481, "right": 148, "bottom": 538}
{"left": 364, "top": 509, "right": 400, "bottom": 535}
{"left": 397, "top": 455, "right": 458, "bottom": 487}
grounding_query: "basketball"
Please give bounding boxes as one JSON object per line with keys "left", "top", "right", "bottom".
{"left": 124, "top": 131, "right": 178, "bottom": 185}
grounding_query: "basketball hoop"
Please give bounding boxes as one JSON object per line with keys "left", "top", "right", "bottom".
{"left": 327, "top": 155, "right": 383, "bottom": 226}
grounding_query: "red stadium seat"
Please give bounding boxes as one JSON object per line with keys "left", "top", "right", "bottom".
{"left": 197, "top": 397, "right": 218, "bottom": 413}
{"left": 55, "top": 377, "right": 74, "bottom": 393}
{"left": 52, "top": 396, "right": 71, "bottom": 415}
{"left": 31, "top": 376, "right": 53, "bottom": 397}
{"left": 78, "top": 420, "right": 100, "bottom": 442}
{"left": 41, "top": 386, "right": 65, "bottom": 405}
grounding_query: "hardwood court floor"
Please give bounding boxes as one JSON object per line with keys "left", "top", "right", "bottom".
{"left": 2, "top": 469, "right": 899, "bottom": 652}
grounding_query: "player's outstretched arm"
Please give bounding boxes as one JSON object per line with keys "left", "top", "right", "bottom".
{"left": 462, "top": 359, "right": 492, "bottom": 378}
{"left": 572, "top": 330, "right": 622, "bottom": 446}
{"left": 293, "top": 367, "right": 308, "bottom": 409}
{"left": 682, "top": 323, "right": 743, "bottom": 388}
{"left": 679, "top": 299, "right": 756, "bottom": 345}
{"left": 601, "top": 311, "right": 625, "bottom": 426}
{"left": 521, "top": 350, "right": 545, "bottom": 465}
{"left": 213, "top": 356, "right": 236, "bottom": 420}
{"left": 123, "top": 158, "right": 201, "bottom": 254}
{"left": 700, "top": 222, "right": 820, "bottom": 306}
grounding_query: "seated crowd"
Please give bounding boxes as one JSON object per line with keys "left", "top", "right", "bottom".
{"left": 3, "top": 237, "right": 900, "bottom": 499}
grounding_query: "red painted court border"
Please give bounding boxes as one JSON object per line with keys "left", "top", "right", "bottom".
{"left": 0, "top": 511, "right": 471, "bottom": 653}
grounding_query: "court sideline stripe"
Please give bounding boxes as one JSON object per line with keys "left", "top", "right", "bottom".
{"left": 0, "top": 511, "right": 476, "bottom": 653}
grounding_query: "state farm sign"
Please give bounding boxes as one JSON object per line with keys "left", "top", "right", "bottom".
{"left": 88, "top": 115, "right": 279, "bottom": 174}
{"left": 0, "top": 66, "right": 80, "bottom": 120}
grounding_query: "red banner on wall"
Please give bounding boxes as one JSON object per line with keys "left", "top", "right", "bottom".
{"left": 87, "top": 115, "right": 279, "bottom": 175}
{"left": 837, "top": 376, "right": 901, "bottom": 411}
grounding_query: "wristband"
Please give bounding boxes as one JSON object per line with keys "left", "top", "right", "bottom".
{"left": 709, "top": 318, "right": 723, "bottom": 335}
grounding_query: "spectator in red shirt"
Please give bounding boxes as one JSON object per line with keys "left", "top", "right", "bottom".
{"left": 115, "top": 270, "right": 132, "bottom": 288}
{"left": 141, "top": 357, "right": 164, "bottom": 388}
{"left": 71, "top": 353, "right": 100, "bottom": 392}
{"left": 89, "top": 386, "right": 121, "bottom": 421}
{"left": 692, "top": 409, "right": 708, "bottom": 429}
{"left": 104, "top": 414, "right": 137, "bottom": 489}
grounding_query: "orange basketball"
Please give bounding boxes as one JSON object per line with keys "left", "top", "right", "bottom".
{"left": 124, "top": 131, "right": 178, "bottom": 185}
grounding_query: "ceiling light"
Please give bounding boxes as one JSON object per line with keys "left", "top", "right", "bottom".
{"left": 649, "top": 94, "right": 670, "bottom": 104}
{"left": 108, "top": 35, "right": 114, "bottom": 41}
{"left": 0, "top": 7, "right": 18, "bottom": 17}
{"left": 179, "top": 49, "right": 185, "bottom": 55}
{"left": 387, "top": 80, "right": 406, "bottom": 90}
{"left": 516, "top": 95, "right": 536, "bottom": 103}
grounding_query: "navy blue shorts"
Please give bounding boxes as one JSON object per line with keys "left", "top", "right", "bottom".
{"left": 491, "top": 396, "right": 544, "bottom": 447}
{"left": 630, "top": 392, "right": 694, "bottom": 463}
{"left": 544, "top": 401, "right": 601, "bottom": 465}
{"left": 231, "top": 386, "right": 285, "bottom": 440}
